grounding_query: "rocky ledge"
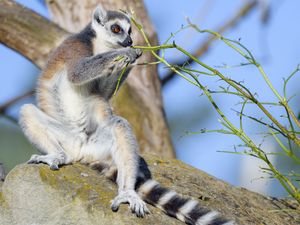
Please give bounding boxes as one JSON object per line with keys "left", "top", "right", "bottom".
{"left": 0, "top": 154, "right": 299, "bottom": 225}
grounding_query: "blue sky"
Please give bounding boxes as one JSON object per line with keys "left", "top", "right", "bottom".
{"left": 1, "top": 0, "right": 299, "bottom": 197}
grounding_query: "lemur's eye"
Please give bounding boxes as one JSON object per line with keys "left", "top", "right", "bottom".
{"left": 111, "top": 24, "right": 122, "bottom": 34}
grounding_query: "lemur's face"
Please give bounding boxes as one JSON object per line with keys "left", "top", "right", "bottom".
{"left": 92, "top": 5, "right": 132, "bottom": 49}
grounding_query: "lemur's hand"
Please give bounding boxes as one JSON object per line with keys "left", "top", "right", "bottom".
{"left": 133, "top": 48, "right": 143, "bottom": 58}
{"left": 122, "top": 47, "right": 142, "bottom": 64}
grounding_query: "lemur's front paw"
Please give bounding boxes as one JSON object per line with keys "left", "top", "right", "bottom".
{"left": 134, "top": 48, "right": 143, "bottom": 58}
{"left": 111, "top": 190, "right": 150, "bottom": 217}
{"left": 27, "top": 154, "right": 60, "bottom": 170}
{"left": 123, "top": 48, "right": 143, "bottom": 63}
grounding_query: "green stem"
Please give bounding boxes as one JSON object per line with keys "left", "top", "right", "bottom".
{"left": 132, "top": 18, "right": 199, "bottom": 87}
{"left": 134, "top": 18, "right": 300, "bottom": 147}
{"left": 257, "top": 65, "right": 282, "bottom": 101}
{"left": 133, "top": 44, "right": 175, "bottom": 51}
{"left": 174, "top": 45, "right": 300, "bottom": 148}
{"left": 113, "top": 63, "right": 129, "bottom": 97}
{"left": 131, "top": 16, "right": 300, "bottom": 203}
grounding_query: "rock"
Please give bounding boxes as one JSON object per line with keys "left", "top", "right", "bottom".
{"left": 0, "top": 153, "right": 299, "bottom": 225}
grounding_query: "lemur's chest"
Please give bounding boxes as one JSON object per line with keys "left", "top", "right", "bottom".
{"left": 39, "top": 70, "right": 111, "bottom": 129}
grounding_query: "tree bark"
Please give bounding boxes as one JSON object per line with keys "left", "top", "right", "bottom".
{"left": 1, "top": 154, "right": 299, "bottom": 225}
{"left": 0, "top": 0, "right": 68, "bottom": 68}
{"left": 0, "top": 0, "right": 175, "bottom": 158}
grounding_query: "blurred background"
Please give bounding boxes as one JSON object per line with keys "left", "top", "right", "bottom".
{"left": 1, "top": 0, "right": 299, "bottom": 198}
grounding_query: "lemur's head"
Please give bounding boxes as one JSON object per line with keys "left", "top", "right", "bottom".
{"left": 92, "top": 5, "right": 132, "bottom": 49}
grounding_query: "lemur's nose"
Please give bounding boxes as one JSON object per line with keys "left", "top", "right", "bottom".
{"left": 127, "top": 38, "right": 133, "bottom": 46}
{"left": 125, "top": 36, "right": 133, "bottom": 46}
{"left": 120, "top": 36, "right": 133, "bottom": 47}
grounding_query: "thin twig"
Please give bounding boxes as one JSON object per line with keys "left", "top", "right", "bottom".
{"left": 131, "top": 16, "right": 300, "bottom": 203}
{"left": 231, "top": 108, "right": 287, "bottom": 137}
{"left": 161, "top": 0, "right": 257, "bottom": 86}
{"left": 175, "top": 24, "right": 300, "bottom": 147}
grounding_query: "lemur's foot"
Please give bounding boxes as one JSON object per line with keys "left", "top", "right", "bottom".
{"left": 27, "top": 154, "right": 60, "bottom": 170}
{"left": 111, "top": 190, "right": 150, "bottom": 217}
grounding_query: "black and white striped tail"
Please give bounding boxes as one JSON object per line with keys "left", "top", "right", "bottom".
{"left": 137, "top": 179, "right": 234, "bottom": 225}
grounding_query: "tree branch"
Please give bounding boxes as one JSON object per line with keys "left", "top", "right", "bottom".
{"left": 161, "top": 0, "right": 258, "bottom": 86}
{"left": 0, "top": 89, "right": 34, "bottom": 124}
{"left": 0, "top": 0, "right": 69, "bottom": 68}
{"left": 0, "top": 90, "right": 34, "bottom": 114}
{"left": 0, "top": 153, "right": 299, "bottom": 224}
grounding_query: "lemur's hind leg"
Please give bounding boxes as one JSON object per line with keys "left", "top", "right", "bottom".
{"left": 109, "top": 116, "right": 149, "bottom": 217}
{"left": 19, "top": 104, "right": 71, "bottom": 170}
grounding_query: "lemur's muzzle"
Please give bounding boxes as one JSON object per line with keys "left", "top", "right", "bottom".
{"left": 119, "top": 36, "right": 133, "bottom": 47}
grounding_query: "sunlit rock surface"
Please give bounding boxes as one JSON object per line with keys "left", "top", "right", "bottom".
{"left": 0, "top": 154, "right": 299, "bottom": 225}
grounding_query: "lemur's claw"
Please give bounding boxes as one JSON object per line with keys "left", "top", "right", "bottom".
{"left": 50, "top": 164, "right": 59, "bottom": 170}
{"left": 111, "top": 198, "right": 120, "bottom": 212}
{"left": 27, "top": 154, "right": 61, "bottom": 171}
{"left": 111, "top": 190, "right": 149, "bottom": 217}
{"left": 111, "top": 198, "right": 121, "bottom": 212}
{"left": 111, "top": 204, "right": 119, "bottom": 212}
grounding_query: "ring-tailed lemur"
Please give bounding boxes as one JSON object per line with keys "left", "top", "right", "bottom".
{"left": 19, "top": 5, "right": 233, "bottom": 225}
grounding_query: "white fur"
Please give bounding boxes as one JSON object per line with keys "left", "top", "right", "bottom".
{"left": 179, "top": 199, "right": 199, "bottom": 215}
{"left": 138, "top": 179, "right": 159, "bottom": 196}
{"left": 92, "top": 11, "right": 131, "bottom": 54}
{"left": 223, "top": 221, "right": 235, "bottom": 225}
{"left": 176, "top": 213, "right": 186, "bottom": 223}
{"left": 158, "top": 191, "right": 177, "bottom": 206}
{"left": 196, "top": 211, "right": 219, "bottom": 225}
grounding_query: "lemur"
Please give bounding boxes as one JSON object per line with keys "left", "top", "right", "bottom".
{"left": 19, "top": 5, "right": 233, "bottom": 225}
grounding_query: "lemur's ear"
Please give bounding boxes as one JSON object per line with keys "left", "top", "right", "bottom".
{"left": 93, "top": 4, "right": 107, "bottom": 25}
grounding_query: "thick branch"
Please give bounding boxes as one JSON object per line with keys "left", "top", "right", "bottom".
{"left": 0, "top": 153, "right": 299, "bottom": 224}
{"left": 0, "top": 0, "right": 68, "bottom": 68}
{"left": 161, "top": 0, "right": 258, "bottom": 86}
